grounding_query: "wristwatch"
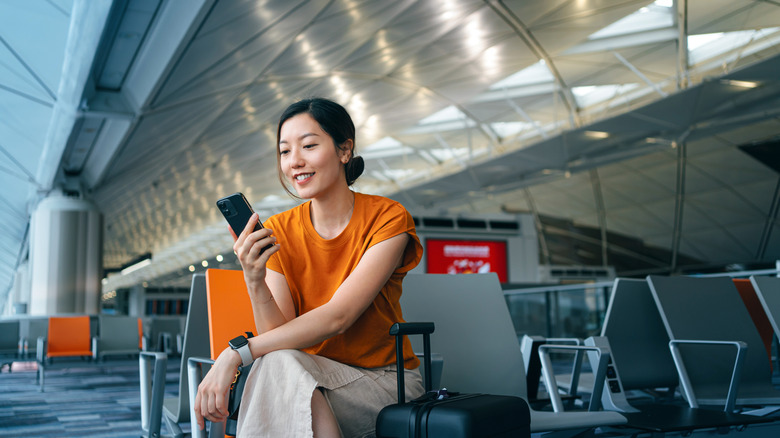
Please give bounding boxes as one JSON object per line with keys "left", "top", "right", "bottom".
{"left": 229, "top": 335, "right": 253, "bottom": 367}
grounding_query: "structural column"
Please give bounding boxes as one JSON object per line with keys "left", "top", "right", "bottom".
{"left": 29, "top": 192, "right": 102, "bottom": 315}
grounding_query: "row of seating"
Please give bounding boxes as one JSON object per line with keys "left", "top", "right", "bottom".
{"left": 525, "top": 275, "right": 780, "bottom": 434}
{"left": 0, "top": 313, "right": 187, "bottom": 391}
{"left": 139, "top": 269, "right": 780, "bottom": 437}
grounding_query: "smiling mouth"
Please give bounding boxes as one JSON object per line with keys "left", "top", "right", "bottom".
{"left": 295, "top": 173, "right": 314, "bottom": 182}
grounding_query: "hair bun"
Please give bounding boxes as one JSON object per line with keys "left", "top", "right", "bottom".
{"left": 345, "top": 155, "right": 364, "bottom": 186}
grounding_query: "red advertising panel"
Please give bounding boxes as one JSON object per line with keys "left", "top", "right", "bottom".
{"left": 426, "top": 239, "right": 508, "bottom": 283}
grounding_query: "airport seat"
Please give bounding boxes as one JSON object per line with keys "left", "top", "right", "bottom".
{"left": 399, "top": 273, "right": 627, "bottom": 434}
{"left": 92, "top": 315, "right": 140, "bottom": 361}
{"left": 520, "top": 335, "right": 586, "bottom": 408}
{"left": 750, "top": 276, "right": 780, "bottom": 371}
{"left": 647, "top": 275, "right": 780, "bottom": 410}
{"left": 140, "top": 273, "right": 212, "bottom": 438}
{"left": 0, "top": 320, "right": 21, "bottom": 371}
{"left": 19, "top": 317, "right": 48, "bottom": 359}
{"left": 37, "top": 315, "right": 93, "bottom": 391}
{"left": 189, "top": 269, "right": 257, "bottom": 438}
{"left": 600, "top": 278, "right": 679, "bottom": 398}
{"left": 733, "top": 278, "right": 775, "bottom": 367}
{"left": 146, "top": 317, "right": 184, "bottom": 354}
{"left": 586, "top": 278, "right": 774, "bottom": 434}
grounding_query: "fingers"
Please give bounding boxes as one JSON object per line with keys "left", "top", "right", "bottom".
{"left": 234, "top": 226, "right": 276, "bottom": 263}
{"left": 195, "top": 392, "right": 205, "bottom": 430}
{"left": 196, "top": 384, "right": 229, "bottom": 427}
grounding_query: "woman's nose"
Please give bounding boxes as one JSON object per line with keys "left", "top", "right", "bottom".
{"left": 289, "top": 148, "right": 304, "bottom": 167}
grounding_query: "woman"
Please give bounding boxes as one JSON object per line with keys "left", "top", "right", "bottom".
{"left": 195, "top": 97, "right": 425, "bottom": 437}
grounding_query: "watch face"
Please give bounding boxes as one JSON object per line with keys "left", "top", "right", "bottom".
{"left": 229, "top": 335, "right": 248, "bottom": 349}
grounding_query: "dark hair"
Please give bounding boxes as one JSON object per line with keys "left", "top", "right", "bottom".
{"left": 276, "top": 98, "right": 364, "bottom": 197}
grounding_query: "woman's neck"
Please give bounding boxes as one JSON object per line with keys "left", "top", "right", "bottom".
{"left": 309, "top": 187, "right": 355, "bottom": 240}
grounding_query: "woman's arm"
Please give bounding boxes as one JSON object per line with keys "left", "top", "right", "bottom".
{"left": 230, "top": 213, "right": 295, "bottom": 333}
{"left": 247, "top": 232, "right": 409, "bottom": 357}
{"left": 194, "top": 232, "right": 409, "bottom": 428}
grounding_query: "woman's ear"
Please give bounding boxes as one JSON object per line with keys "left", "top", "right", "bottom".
{"left": 340, "top": 139, "right": 353, "bottom": 164}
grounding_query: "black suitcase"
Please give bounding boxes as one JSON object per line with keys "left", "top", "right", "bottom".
{"left": 376, "top": 322, "right": 531, "bottom": 438}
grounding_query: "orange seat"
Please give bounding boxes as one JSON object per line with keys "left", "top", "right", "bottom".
{"left": 733, "top": 278, "right": 775, "bottom": 369}
{"left": 202, "top": 269, "right": 257, "bottom": 437}
{"left": 138, "top": 318, "right": 144, "bottom": 350}
{"left": 205, "top": 269, "right": 257, "bottom": 360}
{"left": 46, "top": 315, "right": 92, "bottom": 358}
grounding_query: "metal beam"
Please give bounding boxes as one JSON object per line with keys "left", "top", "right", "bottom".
{"left": 590, "top": 169, "right": 609, "bottom": 267}
{"left": 612, "top": 51, "right": 668, "bottom": 97}
{"left": 504, "top": 96, "right": 550, "bottom": 139}
{"left": 675, "top": 0, "right": 689, "bottom": 90}
{"left": 670, "top": 140, "right": 687, "bottom": 271}
{"left": 486, "top": 0, "right": 581, "bottom": 128}
{"left": 524, "top": 188, "right": 551, "bottom": 265}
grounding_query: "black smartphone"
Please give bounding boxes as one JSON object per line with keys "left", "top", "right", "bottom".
{"left": 216, "top": 192, "right": 263, "bottom": 237}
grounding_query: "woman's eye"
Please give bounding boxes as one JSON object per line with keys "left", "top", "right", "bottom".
{"left": 279, "top": 150, "right": 289, "bottom": 156}
{"left": 303, "top": 144, "right": 317, "bottom": 149}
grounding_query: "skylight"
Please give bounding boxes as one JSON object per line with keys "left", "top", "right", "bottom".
{"left": 419, "top": 105, "right": 467, "bottom": 125}
{"left": 489, "top": 60, "right": 554, "bottom": 90}
{"left": 490, "top": 122, "right": 531, "bottom": 139}
{"left": 688, "top": 28, "right": 780, "bottom": 65}
{"left": 572, "top": 84, "right": 641, "bottom": 108}
{"left": 361, "top": 136, "right": 415, "bottom": 160}
{"left": 588, "top": 1, "right": 673, "bottom": 40}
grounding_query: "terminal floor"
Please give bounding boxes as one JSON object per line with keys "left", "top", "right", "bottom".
{"left": 3, "top": 358, "right": 780, "bottom": 437}
{"left": 0, "top": 357, "right": 183, "bottom": 437}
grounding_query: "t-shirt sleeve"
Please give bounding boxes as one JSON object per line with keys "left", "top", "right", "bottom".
{"left": 368, "top": 202, "right": 423, "bottom": 274}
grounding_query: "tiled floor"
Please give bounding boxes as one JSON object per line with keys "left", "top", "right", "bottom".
{"left": 0, "top": 357, "right": 182, "bottom": 437}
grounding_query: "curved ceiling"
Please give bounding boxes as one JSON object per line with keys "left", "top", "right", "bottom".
{"left": 2, "top": 0, "right": 780, "bottom": 307}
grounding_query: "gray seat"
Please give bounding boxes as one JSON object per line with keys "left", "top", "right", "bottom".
{"left": 751, "top": 276, "right": 780, "bottom": 335}
{"left": 92, "top": 315, "right": 140, "bottom": 360}
{"left": 0, "top": 320, "right": 21, "bottom": 370}
{"left": 146, "top": 317, "right": 184, "bottom": 354}
{"left": 647, "top": 275, "right": 780, "bottom": 409}
{"left": 601, "top": 278, "right": 679, "bottom": 395}
{"left": 140, "top": 273, "right": 211, "bottom": 438}
{"left": 750, "top": 275, "right": 780, "bottom": 370}
{"left": 400, "top": 273, "right": 626, "bottom": 433}
{"left": 19, "top": 317, "right": 48, "bottom": 359}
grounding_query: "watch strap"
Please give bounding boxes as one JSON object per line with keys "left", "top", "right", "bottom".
{"left": 235, "top": 342, "right": 253, "bottom": 367}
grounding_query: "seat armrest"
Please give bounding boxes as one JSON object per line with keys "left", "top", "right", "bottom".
{"left": 538, "top": 344, "right": 610, "bottom": 413}
{"left": 36, "top": 337, "right": 46, "bottom": 363}
{"left": 139, "top": 351, "right": 167, "bottom": 438}
{"left": 92, "top": 337, "right": 98, "bottom": 360}
{"left": 187, "top": 357, "right": 224, "bottom": 438}
{"left": 668, "top": 339, "right": 747, "bottom": 413}
{"left": 545, "top": 337, "right": 585, "bottom": 398}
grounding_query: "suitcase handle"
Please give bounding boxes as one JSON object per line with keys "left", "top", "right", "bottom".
{"left": 389, "top": 322, "right": 434, "bottom": 404}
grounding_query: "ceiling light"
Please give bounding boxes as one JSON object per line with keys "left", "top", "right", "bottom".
{"left": 584, "top": 130, "right": 609, "bottom": 139}
{"left": 188, "top": 265, "right": 195, "bottom": 272}
{"left": 216, "top": 254, "right": 223, "bottom": 262}
{"left": 721, "top": 79, "right": 759, "bottom": 89}
{"left": 120, "top": 253, "right": 152, "bottom": 275}
{"left": 201, "top": 260, "right": 209, "bottom": 267}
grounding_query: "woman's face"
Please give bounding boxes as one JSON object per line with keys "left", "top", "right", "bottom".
{"left": 278, "top": 113, "right": 350, "bottom": 199}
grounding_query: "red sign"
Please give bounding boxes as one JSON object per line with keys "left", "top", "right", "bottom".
{"left": 426, "top": 239, "right": 508, "bottom": 283}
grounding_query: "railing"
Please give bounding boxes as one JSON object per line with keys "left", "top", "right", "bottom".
{"left": 502, "top": 267, "right": 780, "bottom": 340}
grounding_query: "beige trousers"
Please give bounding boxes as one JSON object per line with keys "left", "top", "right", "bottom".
{"left": 237, "top": 349, "right": 424, "bottom": 438}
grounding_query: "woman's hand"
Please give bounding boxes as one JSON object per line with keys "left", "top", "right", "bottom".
{"left": 194, "top": 347, "right": 243, "bottom": 430}
{"left": 231, "top": 213, "right": 280, "bottom": 289}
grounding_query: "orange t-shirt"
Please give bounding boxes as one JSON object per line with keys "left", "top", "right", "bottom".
{"left": 264, "top": 193, "right": 423, "bottom": 369}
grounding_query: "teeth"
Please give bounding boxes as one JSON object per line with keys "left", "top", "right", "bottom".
{"left": 295, "top": 173, "right": 313, "bottom": 181}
